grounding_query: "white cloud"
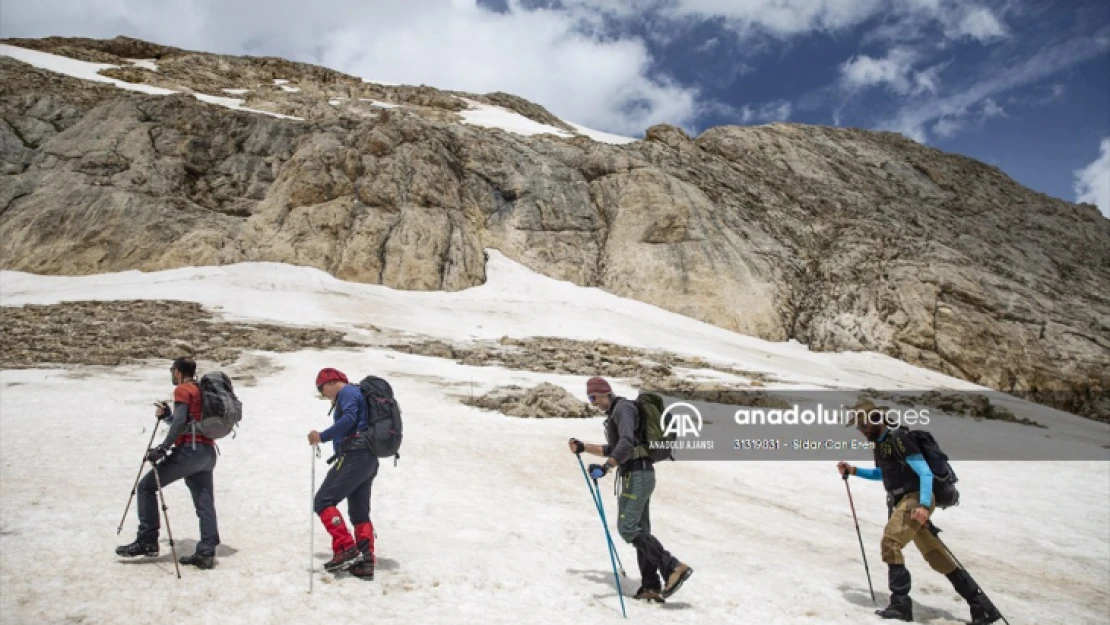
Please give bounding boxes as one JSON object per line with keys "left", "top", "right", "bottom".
{"left": 696, "top": 37, "right": 720, "bottom": 53}
{"left": 980, "top": 98, "right": 1006, "bottom": 118}
{"left": 860, "top": 1, "right": 1009, "bottom": 45}
{"left": 0, "top": 0, "right": 700, "bottom": 136}
{"left": 912, "top": 63, "right": 945, "bottom": 95}
{"left": 954, "top": 6, "right": 1008, "bottom": 42}
{"left": 566, "top": 0, "right": 886, "bottom": 38}
{"left": 931, "top": 116, "right": 964, "bottom": 139}
{"left": 1074, "top": 138, "right": 1110, "bottom": 217}
{"left": 740, "top": 99, "right": 792, "bottom": 124}
{"left": 839, "top": 47, "right": 941, "bottom": 96}
{"left": 885, "top": 32, "right": 1110, "bottom": 142}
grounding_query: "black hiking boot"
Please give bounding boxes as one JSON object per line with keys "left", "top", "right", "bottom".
{"left": 324, "top": 543, "right": 362, "bottom": 572}
{"left": 179, "top": 553, "right": 215, "bottom": 570}
{"left": 115, "top": 540, "right": 158, "bottom": 558}
{"left": 633, "top": 587, "right": 665, "bottom": 603}
{"left": 947, "top": 568, "right": 1001, "bottom": 625}
{"left": 969, "top": 598, "right": 1002, "bottom": 625}
{"left": 875, "top": 594, "right": 913, "bottom": 621}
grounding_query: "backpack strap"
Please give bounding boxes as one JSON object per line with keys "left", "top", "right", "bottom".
{"left": 628, "top": 397, "right": 652, "bottom": 461}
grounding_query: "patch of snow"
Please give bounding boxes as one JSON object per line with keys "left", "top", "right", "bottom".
{"left": 278, "top": 85, "right": 300, "bottom": 93}
{"left": 273, "top": 79, "right": 290, "bottom": 85}
{"left": 0, "top": 44, "right": 174, "bottom": 95}
{"left": 0, "top": 44, "right": 302, "bottom": 121}
{"left": 360, "top": 99, "right": 401, "bottom": 109}
{"left": 565, "top": 120, "right": 638, "bottom": 145}
{"left": 193, "top": 94, "right": 301, "bottom": 120}
{"left": 222, "top": 88, "right": 250, "bottom": 95}
{"left": 328, "top": 99, "right": 342, "bottom": 106}
{"left": 126, "top": 58, "right": 159, "bottom": 72}
{"left": 3, "top": 49, "right": 283, "bottom": 120}
{"left": 362, "top": 77, "right": 400, "bottom": 86}
{"left": 457, "top": 100, "right": 635, "bottom": 144}
{"left": 458, "top": 98, "right": 574, "bottom": 138}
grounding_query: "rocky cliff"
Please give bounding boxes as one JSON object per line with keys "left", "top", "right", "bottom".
{"left": 1, "top": 37, "right": 1107, "bottom": 415}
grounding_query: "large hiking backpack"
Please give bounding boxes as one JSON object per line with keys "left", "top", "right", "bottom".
{"left": 896, "top": 428, "right": 959, "bottom": 508}
{"left": 196, "top": 372, "right": 242, "bottom": 440}
{"left": 358, "top": 375, "right": 404, "bottom": 464}
{"left": 631, "top": 393, "right": 677, "bottom": 463}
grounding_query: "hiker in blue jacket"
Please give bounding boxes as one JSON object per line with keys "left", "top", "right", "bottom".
{"left": 308, "top": 368, "right": 378, "bottom": 578}
{"left": 839, "top": 400, "right": 1000, "bottom": 624}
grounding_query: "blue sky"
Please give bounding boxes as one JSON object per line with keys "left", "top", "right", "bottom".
{"left": 2, "top": 0, "right": 1108, "bottom": 212}
{"left": 595, "top": 0, "right": 1109, "bottom": 211}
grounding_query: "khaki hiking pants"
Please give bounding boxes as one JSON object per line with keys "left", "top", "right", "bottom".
{"left": 880, "top": 492, "right": 958, "bottom": 575}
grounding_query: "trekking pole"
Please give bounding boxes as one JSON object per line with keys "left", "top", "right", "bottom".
{"left": 575, "top": 454, "right": 626, "bottom": 576}
{"left": 150, "top": 463, "right": 181, "bottom": 579}
{"left": 842, "top": 473, "right": 876, "bottom": 604}
{"left": 572, "top": 452, "right": 626, "bottom": 617}
{"left": 928, "top": 524, "right": 1011, "bottom": 625}
{"left": 117, "top": 417, "right": 161, "bottom": 534}
{"left": 591, "top": 474, "right": 627, "bottom": 619}
{"left": 309, "top": 444, "right": 319, "bottom": 594}
{"left": 587, "top": 482, "right": 628, "bottom": 577}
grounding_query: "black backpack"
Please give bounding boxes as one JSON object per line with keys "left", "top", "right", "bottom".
{"left": 896, "top": 428, "right": 959, "bottom": 508}
{"left": 196, "top": 372, "right": 242, "bottom": 440}
{"left": 358, "top": 376, "right": 403, "bottom": 465}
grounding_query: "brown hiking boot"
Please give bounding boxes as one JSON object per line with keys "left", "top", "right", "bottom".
{"left": 633, "top": 587, "right": 665, "bottom": 603}
{"left": 662, "top": 563, "right": 693, "bottom": 598}
{"left": 324, "top": 544, "right": 361, "bottom": 572}
{"left": 348, "top": 558, "right": 375, "bottom": 579}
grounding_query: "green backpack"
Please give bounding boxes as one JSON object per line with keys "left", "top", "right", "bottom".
{"left": 630, "top": 393, "right": 677, "bottom": 463}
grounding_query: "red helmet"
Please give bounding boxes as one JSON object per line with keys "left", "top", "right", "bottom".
{"left": 315, "top": 368, "right": 349, "bottom": 391}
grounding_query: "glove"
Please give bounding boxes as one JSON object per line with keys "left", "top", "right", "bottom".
{"left": 588, "top": 463, "right": 610, "bottom": 479}
{"left": 569, "top": 438, "right": 585, "bottom": 454}
{"left": 155, "top": 402, "right": 171, "bottom": 420}
{"left": 145, "top": 446, "right": 167, "bottom": 463}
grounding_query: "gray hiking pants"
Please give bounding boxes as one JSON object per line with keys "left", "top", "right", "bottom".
{"left": 617, "top": 468, "right": 678, "bottom": 590}
{"left": 137, "top": 444, "right": 220, "bottom": 556}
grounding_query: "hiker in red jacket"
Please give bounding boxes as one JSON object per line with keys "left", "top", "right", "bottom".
{"left": 116, "top": 357, "right": 220, "bottom": 569}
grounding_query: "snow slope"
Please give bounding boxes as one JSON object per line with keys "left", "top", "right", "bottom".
{"left": 0, "top": 44, "right": 302, "bottom": 120}
{"left": 1, "top": 254, "right": 1107, "bottom": 625}
{"left": 457, "top": 99, "right": 637, "bottom": 144}
{"left": 459, "top": 98, "right": 576, "bottom": 138}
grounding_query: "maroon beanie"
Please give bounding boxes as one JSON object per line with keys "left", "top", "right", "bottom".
{"left": 585, "top": 376, "right": 612, "bottom": 396}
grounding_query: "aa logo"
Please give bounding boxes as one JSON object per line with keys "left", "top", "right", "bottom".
{"left": 662, "top": 402, "right": 703, "bottom": 438}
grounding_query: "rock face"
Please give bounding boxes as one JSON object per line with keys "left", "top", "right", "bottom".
{"left": 1, "top": 37, "right": 1108, "bottom": 415}
{"left": 462, "top": 383, "right": 594, "bottom": 418}
{"left": 0, "top": 300, "right": 356, "bottom": 368}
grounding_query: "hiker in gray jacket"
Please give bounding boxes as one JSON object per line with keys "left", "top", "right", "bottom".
{"left": 568, "top": 376, "right": 693, "bottom": 602}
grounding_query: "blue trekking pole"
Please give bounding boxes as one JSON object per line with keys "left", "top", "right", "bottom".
{"left": 576, "top": 454, "right": 627, "bottom": 619}
{"left": 576, "top": 455, "right": 626, "bottom": 576}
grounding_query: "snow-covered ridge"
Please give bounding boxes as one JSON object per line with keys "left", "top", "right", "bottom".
{"left": 458, "top": 98, "right": 636, "bottom": 144}
{"left": 0, "top": 44, "right": 302, "bottom": 120}
{"left": 0, "top": 43, "right": 634, "bottom": 143}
